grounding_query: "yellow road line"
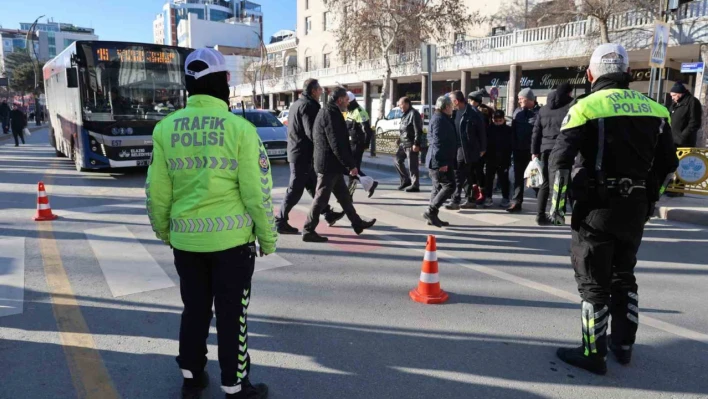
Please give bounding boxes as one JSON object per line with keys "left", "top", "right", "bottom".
{"left": 38, "top": 208, "right": 120, "bottom": 398}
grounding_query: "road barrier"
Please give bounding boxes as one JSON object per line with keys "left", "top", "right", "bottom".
{"left": 668, "top": 148, "right": 708, "bottom": 196}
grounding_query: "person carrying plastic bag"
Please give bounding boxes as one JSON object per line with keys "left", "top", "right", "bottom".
{"left": 524, "top": 157, "right": 545, "bottom": 189}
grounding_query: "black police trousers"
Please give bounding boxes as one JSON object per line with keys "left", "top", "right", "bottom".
{"left": 174, "top": 243, "right": 256, "bottom": 387}
{"left": 278, "top": 159, "right": 333, "bottom": 224}
{"left": 570, "top": 197, "right": 648, "bottom": 347}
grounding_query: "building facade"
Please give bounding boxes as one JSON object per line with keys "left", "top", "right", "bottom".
{"left": 19, "top": 21, "right": 97, "bottom": 60}
{"left": 177, "top": 13, "right": 261, "bottom": 49}
{"left": 154, "top": 0, "right": 263, "bottom": 47}
{"left": 233, "top": 0, "right": 708, "bottom": 126}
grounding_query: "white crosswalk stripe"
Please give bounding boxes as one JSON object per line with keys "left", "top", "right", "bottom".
{"left": 85, "top": 226, "right": 176, "bottom": 297}
{"left": 0, "top": 238, "right": 25, "bottom": 318}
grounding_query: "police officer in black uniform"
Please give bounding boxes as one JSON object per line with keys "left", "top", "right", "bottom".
{"left": 549, "top": 44, "right": 678, "bottom": 375}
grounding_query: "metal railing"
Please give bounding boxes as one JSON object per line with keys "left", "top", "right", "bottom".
{"left": 233, "top": 0, "right": 708, "bottom": 95}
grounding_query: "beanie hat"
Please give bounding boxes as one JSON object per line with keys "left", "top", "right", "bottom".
{"left": 557, "top": 82, "right": 573, "bottom": 94}
{"left": 518, "top": 88, "right": 536, "bottom": 100}
{"left": 670, "top": 82, "right": 688, "bottom": 94}
{"left": 468, "top": 90, "right": 484, "bottom": 103}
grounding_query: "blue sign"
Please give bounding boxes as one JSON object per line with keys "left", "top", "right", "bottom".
{"left": 649, "top": 22, "right": 670, "bottom": 68}
{"left": 681, "top": 62, "right": 704, "bottom": 73}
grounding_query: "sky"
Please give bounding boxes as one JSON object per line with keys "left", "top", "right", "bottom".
{"left": 0, "top": 0, "right": 296, "bottom": 43}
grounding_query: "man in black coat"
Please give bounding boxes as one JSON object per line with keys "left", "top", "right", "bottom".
{"left": 508, "top": 88, "right": 540, "bottom": 213}
{"left": 532, "top": 83, "right": 574, "bottom": 225}
{"left": 0, "top": 101, "right": 10, "bottom": 134}
{"left": 669, "top": 82, "right": 702, "bottom": 148}
{"left": 484, "top": 110, "right": 513, "bottom": 207}
{"left": 394, "top": 96, "right": 424, "bottom": 192}
{"left": 424, "top": 95, "right": 458, "bottom": 227}
{"left": 9, "top": 104, "right": 27, "bottom": 147}
{"left": 447, "top": 90, "right": 487, "bottom": 210}
{"left": 277, "top": 78, "right": 343, "bottom": 234}
{"left": 303, "top": 87, "right": 376, "bottom": 242}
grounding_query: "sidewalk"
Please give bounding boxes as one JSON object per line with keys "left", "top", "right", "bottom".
{"left": 655, "top": 194, "right": 708, "bottom": 227}
{"left": 361, "top": 152, "right": 429, "bottom": 175}
{"left": 363, "top": 153, "right": 708, "bottom": 227}
{"left": 0, "top": 124, "right": 48, "bottom": 143}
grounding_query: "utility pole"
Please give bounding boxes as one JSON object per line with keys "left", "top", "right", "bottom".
{"left": 25, "top": 15, "right": 44, "bottom": 125}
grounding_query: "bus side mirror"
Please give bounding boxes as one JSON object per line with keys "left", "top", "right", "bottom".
{"left": 66, "top": 68, "right": 78, "bottom": 88}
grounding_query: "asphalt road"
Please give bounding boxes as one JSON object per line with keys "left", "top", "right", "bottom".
{"left": 1, "top": 128, "right": 707, "bottom": 399}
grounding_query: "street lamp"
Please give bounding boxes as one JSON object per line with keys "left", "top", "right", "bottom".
{"left": 25, "top": 15, "right": 44, "bottom": 125}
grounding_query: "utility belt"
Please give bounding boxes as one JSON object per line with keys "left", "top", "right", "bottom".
{"left": 572, "top": 167, "right": 647, "bottom": 200}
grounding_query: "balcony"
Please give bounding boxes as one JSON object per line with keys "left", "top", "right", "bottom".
{"left": 232, "top": 0, "right": 708, "bottom": 97}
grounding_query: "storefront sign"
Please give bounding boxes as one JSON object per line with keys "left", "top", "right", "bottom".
{"left": 480, "top": 68, "right": 591, "bottom": 91}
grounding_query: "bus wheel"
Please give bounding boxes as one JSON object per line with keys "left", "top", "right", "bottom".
{"left": 73, "top": 145, "right": 85, "bottom": 172}
{"left": 50, "top": 130, "right": 64, "bottom": 157}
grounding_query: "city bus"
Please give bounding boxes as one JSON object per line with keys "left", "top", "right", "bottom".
{"left": 43, "top": 41, "right": 193, "bottom": 171}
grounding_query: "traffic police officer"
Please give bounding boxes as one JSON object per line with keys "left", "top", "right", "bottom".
{"left": 345, "top": 91, "right": 378, "bottom": 197}
{"left": 549, "top": 44, "right": 678, "bottom": 375}
{"left": 146, "top": 48, "right": 276, "bottom": 399}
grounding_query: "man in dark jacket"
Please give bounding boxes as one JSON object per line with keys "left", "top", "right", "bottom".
{"left": 277, "top": 79, "right": 343, "bottom": 235}
{"left": 303, "top": 87, "right": 376, "bottom": 242}
{"left": 468, "top": 90, "right": 493, "bottom": 128}
{"left": 0, "top": 101, "right": 10, "bottom": 134}
{"left": 508, "top": 88, "right": 540, "bottom": 213}
{"left": 394, "top": 96, "right": 424, "bottom": 192}
{"left": 484, "top": 110, "right": 513, "bottom": 207}
{"left": 532, "top": 83, "right": 574, "bottom": 225}
{"left": 424, "top": 95, "right": 458, "bottom": 227}
{"left": 669, "top": 82, "right": 702, "bottom": 147}
{"left": 9, "top": 104, "right": 27, "bottom": 147}
{"left": 447, "top": 90, "right": 487, "bottom": 210}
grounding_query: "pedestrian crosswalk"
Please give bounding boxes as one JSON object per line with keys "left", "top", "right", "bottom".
{"left": 86, "top": 226, "right": 175, "bottom": 297}
{"left": 0, "top": 238, "right": 25, "bottom": 317}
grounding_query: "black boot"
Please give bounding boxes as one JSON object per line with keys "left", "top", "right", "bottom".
{"left": 609, "top": 335, "right": 633, "bottom": 365}
{"left": 423, "top": 208, "right": 444, "bottom": 228}
{"left": 536, "top": 213, "right": 552, "bottom": 226}
{"left": 224, "top": 379, "right": 268, "bottom": 399}
{"left": 353, "top": 218, "right": 376, "bottom": 235}
{"left": 368, "top": 181, "right": 379, "bottom": 198}
{"left": 557, "top": 301, "right": 608, "bottom": 375}
{"left": 181, "top": 371, "right": 209, "bottom": 399}
{"left": 398, "top": 181, "right": 412, "bottom": 191}
{"left": 325, "top": 210, "right": 345, "bottom": 227}
{"left": 275, "top": 218, "right": 299, "bottom": 235}
{"left": 302, "top": 231, "right": 328, "bottom": 243}
{"left": 609, "top": 290, "right": 639, "bottom": 365}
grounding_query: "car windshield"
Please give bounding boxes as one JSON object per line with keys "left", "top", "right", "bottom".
{"left": 244, "top": 112, "right": 283, "bottom": 127}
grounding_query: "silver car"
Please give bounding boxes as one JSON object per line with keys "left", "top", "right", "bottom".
{"left": 232, "top": 109, "right": 288, "bottom": 160}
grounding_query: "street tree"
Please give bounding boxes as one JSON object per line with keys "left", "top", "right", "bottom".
{"left": 325, "top": 0, "right": 484, "bottom": 120}
{"left": 8, "top": 62, "right": 43, "bottom": 95}
{"left": 498, "top": 0, "right": 661, "bottom": 44}
{"left": 242, "top": 32, "right": 277, "bottom": 109}
{"left": 3, "top": 51, "right": 33, "bottom": 75}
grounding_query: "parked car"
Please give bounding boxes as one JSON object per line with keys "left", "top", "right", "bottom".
{"left": 374, "top": 105, "right": 430, "bottom": 135}
{"left": 232, "top": 109, "right": 288, "bottom": 160}
{"left": 278, "top": 110, "right": 289, "bottom": 126}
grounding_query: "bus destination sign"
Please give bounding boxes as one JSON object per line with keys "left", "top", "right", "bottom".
{"left": 96, "top": 47, "right": 177, "bottom": 64}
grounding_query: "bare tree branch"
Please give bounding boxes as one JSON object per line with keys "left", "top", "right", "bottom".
{"left": 325, "top": 0, "right": 484, "bottom": 119}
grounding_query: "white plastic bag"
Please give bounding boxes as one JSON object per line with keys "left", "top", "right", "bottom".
{"left": 23, "top": 127, "right": 31, "bottom": 137}
{"left": 524, "top": 158, "right": 544, "bottom": 188}
{"left": 357, "top": 175, "right": 375, "bottom": 192}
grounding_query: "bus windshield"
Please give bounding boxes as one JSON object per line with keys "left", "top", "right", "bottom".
{"left": 78, "top": 43, "right": 189, "bottom": 122}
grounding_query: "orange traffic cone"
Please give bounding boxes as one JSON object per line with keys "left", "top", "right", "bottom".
{"left": 34, "top": 182, "right": 58, "bottom": 221}
{"left": 409, "top": 235, "right": 449, "bottom": 304}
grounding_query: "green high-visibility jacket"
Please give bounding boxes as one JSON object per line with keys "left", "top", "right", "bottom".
{"left": 146, "top": 95, "right": 277, "bottom": 254}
